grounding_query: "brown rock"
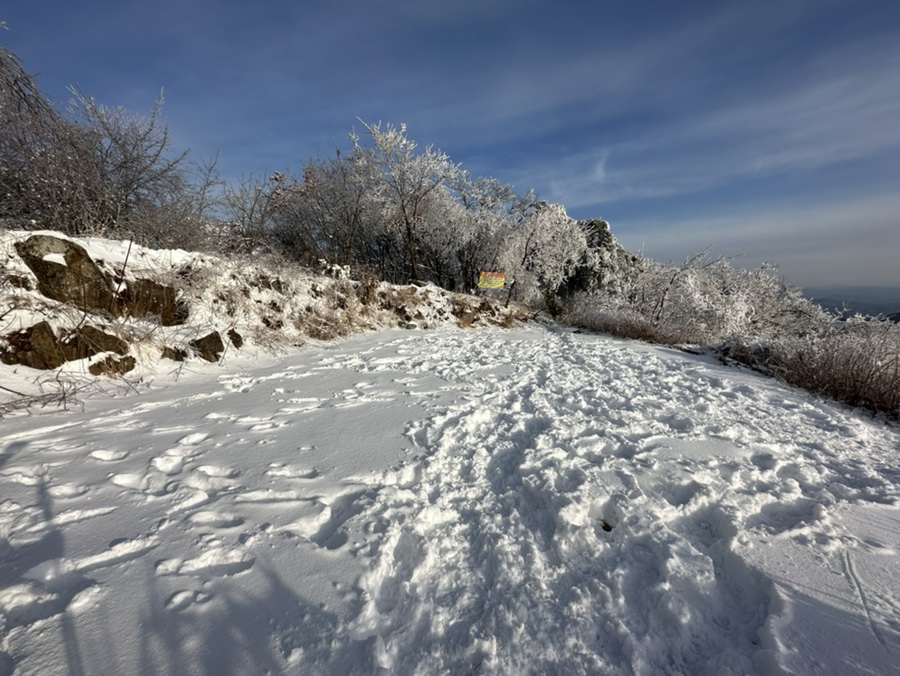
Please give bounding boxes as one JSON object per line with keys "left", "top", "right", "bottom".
{"left": 190, "top": 331, "right": 224, "bottom": 362}
{"left": 14, "top": 235, "right": 120, "bottom": 316}
{"left": 14, "top": 235, "right": 191, "bottom": 326}
{"left": 89, "top": 354, "right": 136, "bottom": 377}
{"left": 121, "top": 278, "right": 189, "bottom": 326}
{"left": 0, "top": 321, "right": 64, "bottom": 369}
{"left": 1, "top": 321, "right": 130, "bottom": 371}
{"left": 59, "top": 325, "right": 129, "bottom": 362}
{"left": 227, "top": 329, "right": 243, "bottom": 349}
{"left": 161, "top": 346, "right": 187, "bottom": 361}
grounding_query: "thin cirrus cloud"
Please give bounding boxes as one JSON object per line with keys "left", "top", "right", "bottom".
{"left": 508, "top": 29, "right": 900, "bottom": 207}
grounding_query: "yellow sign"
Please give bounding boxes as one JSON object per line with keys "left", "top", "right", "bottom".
{"left": 477, "top": 271, "right": 506, "bottom": 289}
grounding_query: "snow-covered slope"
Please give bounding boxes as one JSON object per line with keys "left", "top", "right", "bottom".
{"left": 0, "top": 229, "right": 524, "bottom": 414}
{"left": 1, "top": 327, "right": 899, "bottom": 675}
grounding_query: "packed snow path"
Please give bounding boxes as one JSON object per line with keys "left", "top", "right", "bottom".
{"left": 1, "top": 327, "right": 899, "bottom": 675}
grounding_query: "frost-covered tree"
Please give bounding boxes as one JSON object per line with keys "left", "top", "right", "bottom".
{"left": 64, "top": 89, "right": 189, "bottom": 236}
{"left": 262, "top": 122, "right": 593, "bottom": 302}
{"left": 220, "top": 173, "right": 283, "bottom": 253}
{"left": 0, "top": 41, "right": 88, "bottom": 230}
{"left": 0, "top": 40, "right": 192, "bottom": 238}
{"left": 353, "top": 121, "right": 462, "bottom": 282}
{"left": 499, "top": 200, "right": 588, "bottom": 306}
{"left": 445, "top": 173, "right": 520, "bottom": 290}
{"left": 259, "top": 143, "right": 388, "bottom": 269}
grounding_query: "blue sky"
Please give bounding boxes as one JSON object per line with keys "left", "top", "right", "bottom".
{"left": 3, "top": 0, "right": 898, "bottom": 288}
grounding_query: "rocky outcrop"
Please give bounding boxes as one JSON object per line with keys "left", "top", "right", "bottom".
{"left": 2, "top": 234, "right": 235, "bottom": 374}
{"left": 59, "top": 325, "right": 129, "bottom": 361}
{"left": 557, "top": 218, "right": 639, "bottom": 300}
{"left": 0, "top": 321, "right": 64, "bottom": 369}
{"left": 13, "top": 234, "right": 188, "bottom": 325}
{"left": 14, "top": 235, "right": 120, "bottom": 316}
{"left": 0, "top": 321, "right": 129, "bottom": 372}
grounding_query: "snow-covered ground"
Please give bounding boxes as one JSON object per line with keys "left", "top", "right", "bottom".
{"left": 1, "top": 326, "right": 899, "bottom": 675}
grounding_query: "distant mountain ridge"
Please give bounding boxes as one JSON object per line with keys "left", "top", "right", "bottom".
{"left": 803, "top": 286, "right": 900, "bottom": 321}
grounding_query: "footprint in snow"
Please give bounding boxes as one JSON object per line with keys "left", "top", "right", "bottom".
{"left": 1, "top": 469, "right": 46, "bottom": 487}
{"left": 178, "top": 432, "right": 209, "bottom": 446}
{"left": 182, "top": 466, "right": 240, "bottom": 493}
{"left": 277, "top": 404, "right": 321, "bottom": 414}
{"left": 47, "top": 483, "right": 88, "bottom": 499}
{"left": 165, "top": 589, "right": 214, "bottom": 612}
{"left": 266, "top": 464, "right": 320, "bottom": 480}
{"left": 660, "top": 479, "right": 708, "bottom": 508}
{"left": 235, "top": 488, "right": 301, "bottom": 503}
{"left": 155, "top": 548, "right": 255, "bottom": 577}
{"left": 149, "top": 426, "right": 196, "bottom": 436}
{"left": 279, "top": 501, "right": 332, "bottom": 539}
{"left": 308, "top": 489, "right": 374, "bottom": 551}
{"left": 89, "top": 450, "right": 129, "bottom": 462}
{"left": 189, "top": 511, "right": 245, "bottom": 529}
{"left": 151, "top": 453, "right": 185, "bottom": 475}
{"left": 195, "top": 465, "right": 240, "bottom": 478}
{"left": 251, "top": 420, "right": 287, "bottom": 431}
{"left": 750, "top": 452, "right": 778, "bottom": 471}
{"left": 77, "top": 536, "right": 159, "bottom": 572}
{"left": 109, "top": 470, "right": 173, "bottom": 497}
{"left": 109, "top": 472, "right": 147, "bottom": 491}
{"left": 234, "top": 415, "right": 289, "bottom": 432}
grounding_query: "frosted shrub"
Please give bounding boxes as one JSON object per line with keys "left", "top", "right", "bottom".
{"left": 563, "top": 294, "right": 662, "bottom": 342}
{"left": 355, "top": 122, "right": 462, "bottom": 282}
{"left": 565, "top": 253, "right": 827, "bottom": 345}
{"left": 765, "top": 316, "right": 900, "bottom": 418}
{"left": 569, "top": 257, "right": 898, "bottom": 417}
{"left": 258, "top": 123, "right": 594, "bottom": 305}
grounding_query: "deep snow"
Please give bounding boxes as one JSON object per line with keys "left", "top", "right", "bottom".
{"left": 2, "top": 326, "right": 900, "bottom": 675}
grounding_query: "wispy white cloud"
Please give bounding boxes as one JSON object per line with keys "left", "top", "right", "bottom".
{"left": 509, "top": 30, "right": 900, "bottom": 210}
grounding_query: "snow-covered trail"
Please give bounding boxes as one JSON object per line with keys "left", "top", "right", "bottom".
{"left": 345, "top": 329, "right": 900, "bottom": 675}
{"left": 1, "top": 327, "right": 899, "bottom": 675}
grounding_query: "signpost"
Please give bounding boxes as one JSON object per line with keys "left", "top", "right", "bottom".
{"left": 477, "top": 271, "right": 506, "bottom": 290}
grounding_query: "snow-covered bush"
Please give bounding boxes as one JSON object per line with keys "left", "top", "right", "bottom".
{"left": 353, "top": 121, "right": 463, "bottom": 282}
{"left": 725, "top": 315, "right": 900, "bottom": 419}
{"left": 565, "top": 253, "right": 827, "bottom": 345}
{"left": 563, "top": 298, "right": 662, "bottom": 342}
{"left": 566, "top": 249, "right": 898, "bottom": 418}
